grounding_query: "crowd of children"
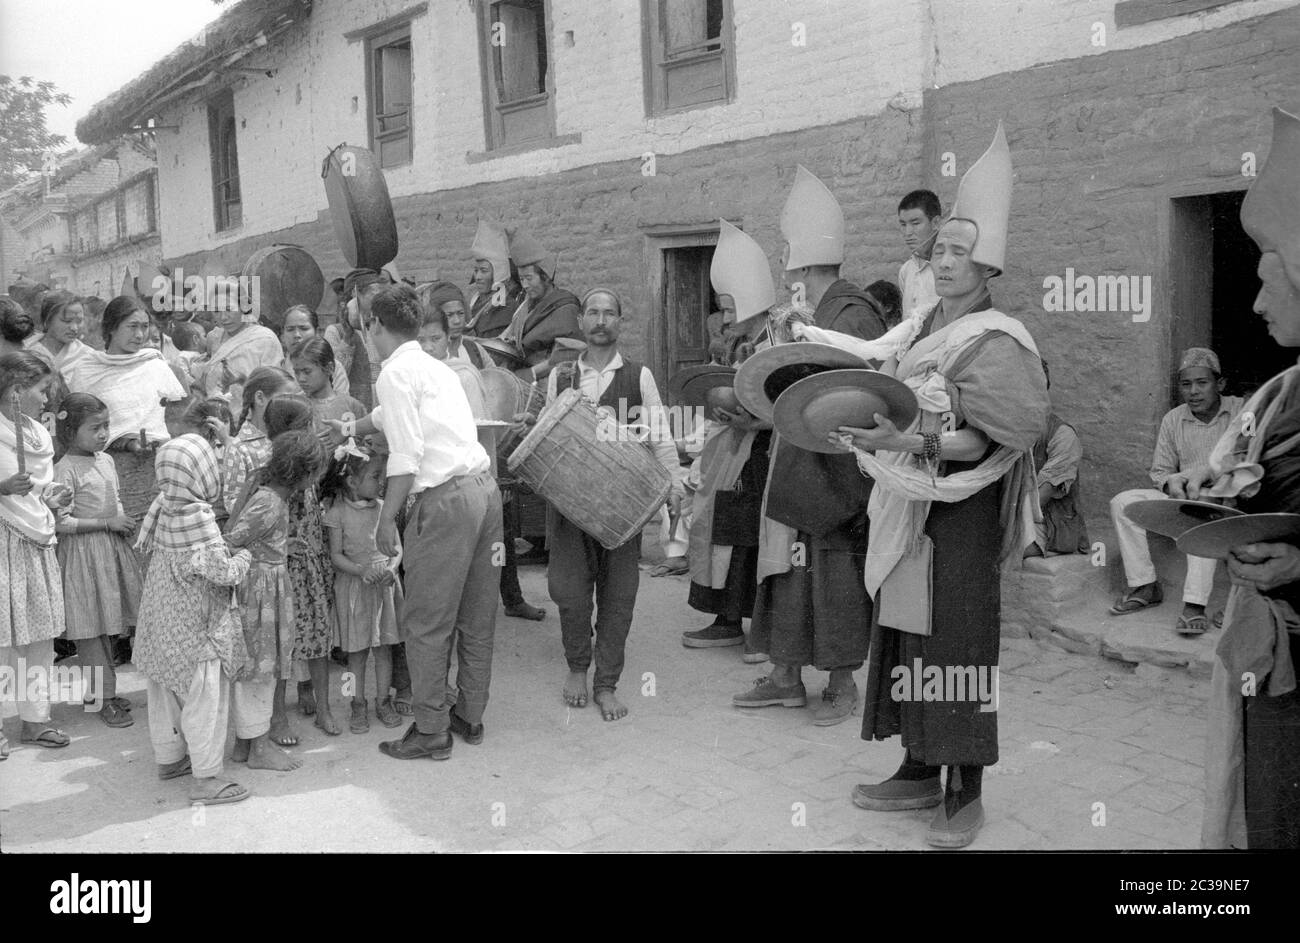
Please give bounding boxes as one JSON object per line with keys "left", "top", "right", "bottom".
{"left": 0, "top": 339, "right": 405, "bottom": 797}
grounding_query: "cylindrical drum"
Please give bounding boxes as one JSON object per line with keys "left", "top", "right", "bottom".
{"left": 507, "top": 388, "right": 671, "bottom": 550}
{"left": 241, "top": 244, "right": 324, "bottom": 333}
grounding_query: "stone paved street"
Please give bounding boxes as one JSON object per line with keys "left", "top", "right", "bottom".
{"left": 1, "top": 560, "right": 1210, "bottom": 852}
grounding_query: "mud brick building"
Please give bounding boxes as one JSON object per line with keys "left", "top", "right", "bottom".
{"left": 76, "top": 0, "right": 1300, "bottom": 532}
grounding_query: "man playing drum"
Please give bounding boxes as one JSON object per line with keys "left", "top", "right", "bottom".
{"left": 541, "top": 288, "right": 683, "bottom": 721}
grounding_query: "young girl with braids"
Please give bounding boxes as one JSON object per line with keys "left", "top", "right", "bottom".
{"left": 53, "top": 393, "right": 141, "bottom": 728}
{"left": 0, "top": 352, "right": 73, "bottom": 756}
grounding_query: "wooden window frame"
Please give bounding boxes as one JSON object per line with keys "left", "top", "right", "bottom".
{"left": 207, "top": 89, "right": 241, "bottom": 233}
{"left": 642, "top": 0, "right": 735, "bottom": 117}
{"left": 364, "top": 24, "right": 414, "bottom": 169}
{"left": 476, "top": 0, "right": 557, "bottom": 151}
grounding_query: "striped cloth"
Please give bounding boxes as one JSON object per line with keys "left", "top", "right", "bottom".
{"left": 135, "top": 434, "right": 225, "bottom": 553}
{"left": 1149, "top": 396, "right": 1245, "bottom": 488}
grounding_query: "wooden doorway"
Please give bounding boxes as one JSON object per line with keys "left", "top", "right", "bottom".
{"left": 643, "top": 224, "right": 722, "bottom": 394}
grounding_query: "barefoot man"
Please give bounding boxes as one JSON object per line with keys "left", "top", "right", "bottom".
{"left": 543, "top": 288, "right": 683, "bottom": 721}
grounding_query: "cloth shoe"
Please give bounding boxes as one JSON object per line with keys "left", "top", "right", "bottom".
{"left": 851, "top": 777, "right": 943, "bottom": 811}
{"left": 682, "top": 624, "right": 744, "bottom": 648}
{"left": 732, "top": 675, "right": 807, "bottom": 708}
{"left": 926, "top": 796, "right": 985, "bottom": 848}
{"left": 812, "top": 682, "right": 859, "bottom": 726}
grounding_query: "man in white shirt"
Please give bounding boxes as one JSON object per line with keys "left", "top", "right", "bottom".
{"left": 544, "top": 287, "right": 683, "bottom": 722}
{"left": 338, "top": 285, "right": 502, "bottom": 759}
{"left": 897, "top": 189, "right": 942, "bottom": 317}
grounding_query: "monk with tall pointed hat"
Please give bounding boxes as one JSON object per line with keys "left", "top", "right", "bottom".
{"left": 839, "top": 123, "right": 1050, "bottom": 849}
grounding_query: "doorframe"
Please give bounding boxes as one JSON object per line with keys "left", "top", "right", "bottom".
{"left": 641, "top": 221, "right": 726, "bottom": 388}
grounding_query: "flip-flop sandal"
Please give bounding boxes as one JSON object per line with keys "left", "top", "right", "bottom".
{"left": 1109, "top": 590, "right": 1163, "bottom": 615}
{"left": 648, "top": 562, "right": 688, "bottom": 578}
{"left": 1176, "top": 614, "right": 1209, "bottom": 636}
{"left": 99, "top": 702, "right": 134, "bottom": 728}
{"left": 376, "top": 698, "right": 402, "bottom": 728}
{"left": 190, "top": 781, "right": 250, "bottom": 806}
{"left": 20, "top": 726, "right": 70, "bottom": 748}
{"left": 158, "top": 756, "right": 192, "bottom": 780}
{"left": 393, "top": 695, "right": 414, "bottom": 716}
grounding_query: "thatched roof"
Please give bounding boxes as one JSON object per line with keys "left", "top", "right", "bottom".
{"left": 76, "top": 0, "right": 312, "bottom": 145}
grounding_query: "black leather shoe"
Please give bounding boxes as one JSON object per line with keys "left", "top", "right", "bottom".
{"left": 448, "top": 709, "right": 484, "bottom": 745}
{"left": 378, "top": 723, "right": 452, "bottom": 760}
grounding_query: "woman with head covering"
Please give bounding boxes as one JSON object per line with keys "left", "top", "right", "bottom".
{"left": 34, "top": 291, "right": 91, "bottom": 379}
{"left": 132, "top": 433, "right": 253, "bottom": 804}
{"left": 65, "top": 295, "right": 188, "bottom": 525}
{"left": 192, "top": 277, "right": 283, "bottom": 405}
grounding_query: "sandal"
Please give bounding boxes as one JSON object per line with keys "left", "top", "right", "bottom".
{"left": 1176, "top": 613, "right": 1209, "bottom": 636}
{"left": 393, "top": 692, "right": 414, "bottom": 716}
{"left": 1109, "top": 586, "right": 1163, "bottom": 615}
{"left": 158, "top": 756, "right": 192, "bottom": 780}
{"left": 648, "top": 560, "right": 689, "bottom": 578}
{"left": 376, "top": 696, "right": 402, "bottom": 728}
{"left": 99, "top": 701, "right": 134, "bottom": 728}
{"left": 349, "top": 698, "right": 370, "bottom": 734}
{"left": 20, "top": 725, "right": 70, "bottom": 748}
{"left": 109, "top": 696, "right": 132, "bottom": 712}
{"left": 190, "top": 780, "right": 250, "bottom": 806}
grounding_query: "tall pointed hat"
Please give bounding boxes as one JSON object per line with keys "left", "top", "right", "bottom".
{"left": 947, "top": 121, "right": 1012, "bottom": 274}
{"left": 1241, "top": 107, "right": 1300, "bottom": 289}
{"left": 710, "top": 219, "right": 776, "bottom": 324}
{"left": 779, "top": 165, "right": 844, "bottom": 270}
{"left": 471, "top": 220, "right": 512, "bottom": 286}
{"left": 507, "top": 227, "right": 555, "bottom": 274}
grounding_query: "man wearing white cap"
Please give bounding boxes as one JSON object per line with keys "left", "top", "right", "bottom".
{"left": 1108, "top": 347, "right": 1243, "bottom": 635}
{"left": 838, "top": 124, "right": 1050, "bottom": 848}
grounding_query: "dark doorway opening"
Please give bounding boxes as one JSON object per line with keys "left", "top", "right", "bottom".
{"left": 1170, "top": 191, "right": 1292, "bottom": 405}
{"left": 1208, "top": 191, "right": 1292, "bottom": 398}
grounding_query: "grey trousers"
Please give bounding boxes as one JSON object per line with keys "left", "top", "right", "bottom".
{"left": 547, "top": 508, "right": 641, "bottom": 695}
{"left": 401, "top": 472, "right": 502, "bottom": 734}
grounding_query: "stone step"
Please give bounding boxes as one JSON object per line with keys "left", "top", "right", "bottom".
{"left": 1001, "top": 551, "right": 1224, "bottom": 678}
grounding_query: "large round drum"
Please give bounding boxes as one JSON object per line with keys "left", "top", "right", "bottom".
{"left": 321, "top": 144, "right": 398, "bottom": 271}
{"left": 507, "top": 388, "right": 671, "bottom": 550}
{"left": 480, "top": 366, "right": 544, "bottom": 455}
{"left": 241, "top": 244, "right": 324, "bottom": 333}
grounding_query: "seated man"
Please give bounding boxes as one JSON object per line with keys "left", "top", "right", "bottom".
{"left": 1027, "top": 359, "right": 1089, "bottom": 556}
{"left": 1109, "top": 347, "right": 1244, "bottom": 635}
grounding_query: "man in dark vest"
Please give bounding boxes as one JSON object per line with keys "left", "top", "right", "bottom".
{"left": 543, "top": 288, "right": 682, "bottom": 722}
{"left": 501, "top": 228, "right": 584, "bottom": 384}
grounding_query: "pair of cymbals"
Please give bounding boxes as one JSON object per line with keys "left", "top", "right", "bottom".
{"left": 731, "top": 343, "right": 917, "bottom": 452}
{"left": 1123, "top": 499, "right": 1300, "bottom": 560}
